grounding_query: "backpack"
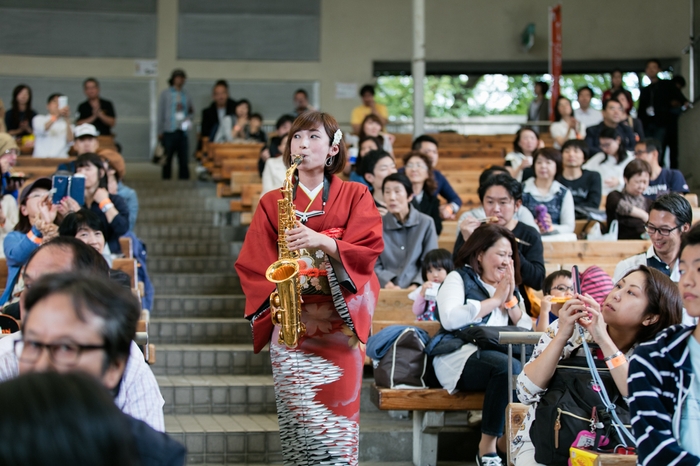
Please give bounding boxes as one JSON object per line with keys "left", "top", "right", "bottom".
{"left": 372, "top": 327, "right": 428, "bottom": 389}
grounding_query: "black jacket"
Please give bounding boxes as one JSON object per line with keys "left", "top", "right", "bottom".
{"left": 585, "top": 122, "right": 636, "bottom": 154}
{"left": 200, "top": 98, "right": 237, "bottom": 141}
{"left": 411, "top": 191, "right": 442, "bottom": 236}
{"left": 127, "top": 415, "right": 187, "bottom": 466}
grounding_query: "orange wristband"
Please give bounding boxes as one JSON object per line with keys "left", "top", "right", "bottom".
{"left": 605, "top": 352, "right": 627, "bottom": 369}
{"left": 505, "top": 297, "right": 519, "bottom": 309}
{"left": 98, "top": 198, "right": 111, "bottom": 209}
{"left": 27, "top": 230, "right": 43, "bottom": 245}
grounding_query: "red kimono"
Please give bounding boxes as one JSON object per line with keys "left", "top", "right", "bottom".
{"left": 235, "top": 175, "right": 383, "bottom": 466}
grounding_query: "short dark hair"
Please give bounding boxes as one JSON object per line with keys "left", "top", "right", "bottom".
{"left": 543, "top": 270, "right": 572, "bottom": 294}
{"left": 620, "top": 265, "right": 683, "bottom": 343}
{"left": 24, "top": 273, "right": 141, "bottom": 368}
{"left": 672, "top": 75, "right": 686, "bottom": 88}
{"left": 646, "top": 58, "right": 662, "bottom": 69}
{"left": 560, "top": 139, "right": 590, "bottom": 159}
{"left": 402, "top": 151, "right": 436, "bottom": 194}
{"left": 47, "top": 93, "right": 62, "bottom": 104}
{"left": 603, "top": 98, "right": 622, "bottom": 111}
{"left": 213, "top": 79, "right": 228, "bottom": 89}
{"left": 533, "top": 147, "right": 563, "bottom": 178}
{"left": 294, "top": 89, "right": 308, "bottom": 98}
{"left": 283, "top": 111, "right": 346, "bottom": 175}
{"left": 0, "top": 372, "right": 140, "bottom": 466}
{"left": 24, "top": 237, "right": 110, "bottom": 279}
{"left": 83, "top": 77, "right": 99, "bottom": 88}
{"left": 535, "top": 81, "right": 550, "bottom": 94}
{"left": 454, "top": 224, "right": 522, "bottom": 285}
{"left": 598, "top": 126, "right": 628, "bottom": 164}
{"left": 513, "top": 127, "right": 539, "bottom": 154}
{"left": 478, "top": 173, "right": 523, "bottom": 203}
{"left": 359, "top": 84, "right": 375, "bottom": 97}
{"left": 76, "top": 153, "right": 108, "bottom": 189}
{"left": 412, "top": 134, "right": 439, "bottom": 151}
{"left": 58, "top": 208, "right": 107, "bottom": 238}
{"left": 275, "top": 114, "right": 295, "bottom": 130}
{"left": 235, "top": 99, "right": 251, "bottom": 116}
{"left": 637, "top": 138, "right": 662, "bottom": 156}
{"left": 250, "top": 113, "right": 263, "bottom": 121}
{"left": 650, "top": 193, "right": 693, "bottom": 228}
{"left": 382, "top": 173, "right": 412, "bottom": 197}
{"left": 359, "top": 150, "right": 393, "bottom": 180}
{"left": 577, "top": 86, "right": 594, "bottom": 98}
{"left": 478, "top": 166, "right": 510, "bottom": 187}
{"left": 680, "top": 221, "right": 700, "bottom": 257}
{"left": 623, "top": 158, "right": 652, "bottom": 180}
{"left": 421, "top": 248, "right": 454, "bottom": 281}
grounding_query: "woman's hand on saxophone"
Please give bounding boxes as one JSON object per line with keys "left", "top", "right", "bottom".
{"left": 286, "top": 220, "right": 340, "bottom": 261}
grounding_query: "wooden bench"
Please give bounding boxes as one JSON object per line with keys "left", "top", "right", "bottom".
{"left": 15, "top": 156, "right": 76, "bottom": 167}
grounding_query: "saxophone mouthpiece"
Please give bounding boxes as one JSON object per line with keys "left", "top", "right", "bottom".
{"left": 292, "top": 155, "right": 304, "bottom": 166}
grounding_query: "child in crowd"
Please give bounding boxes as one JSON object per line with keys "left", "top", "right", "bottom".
{"left": 409, "top": 248, "right": 453, "bottom": 321}
{"left": 247, "top": 113, "right": 267, "bottom": 143}
{"left": 535, "top": 270, "right": 573, "bottom": 332}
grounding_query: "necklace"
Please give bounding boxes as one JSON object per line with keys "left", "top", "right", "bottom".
{"left": 293, "top": 176, "right": 330, "bottom": 224}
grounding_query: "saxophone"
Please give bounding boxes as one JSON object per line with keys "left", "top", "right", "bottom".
{"left": 265, "top": 155, "right": 306, "bottom": 348}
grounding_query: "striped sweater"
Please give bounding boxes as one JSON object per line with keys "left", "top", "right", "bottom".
{"left": 628, "top": 324, "right": 700, "bottom": 466}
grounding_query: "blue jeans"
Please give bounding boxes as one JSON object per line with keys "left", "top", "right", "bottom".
{"left": 456, "top": 349, "right": 522, "bottom": 437}
{"left": 162, "top": 130, "right": 190, "bottom": 179}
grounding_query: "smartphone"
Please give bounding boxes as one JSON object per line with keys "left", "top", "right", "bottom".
{"left": 57, "top": 95, "right": 68, "bottom": 109}
{"left": 69, "top": 174, "right": 85, "bottom": 206}
{"left": 571, "top": 265, "right": 581, "bottom": 295}
{"left": 52, "top": 175, "right": 68, "bottom": 204}
{"left": 348, "top": 147, "right": 358, "bottom": 165}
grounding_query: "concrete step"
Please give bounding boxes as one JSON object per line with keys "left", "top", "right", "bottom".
{"left": 147, "top": 240, "right": 240, "bottom": 257}
{"left": 140, "top": 196, "right": 207, "bottom": 209}
{"left": 148, "top": 256, "right": 235, "bottom": 274}
{"left": 165, "top": 412, "right": 478, "bottom": 465}
{"left": 150, "top": 317, "right": 250, "bottom": 345}
{"left": 153, "top": 295, "right": 245, "bottom": 318}
{"left": 135, "top": 225, "right": 232, "bottom": 242}
{"left": 137, "top": 210, "right": 216, "bottom": 225}
{"left": 152, "top": 344, "right": 271, "bottom": 377}
{"left": 151, "top": 273, "right": 240, "bottom": 295}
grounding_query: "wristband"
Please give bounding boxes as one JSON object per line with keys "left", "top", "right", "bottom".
{"left": 101, "top": 203, "right": 114, "bottom": 213}
{"left": 27, "top": 230, "right": 43, "bottom": 245}
{"left": 505, "top": 297, "right": 519, "bottom": 309}
{"left": 98, "top": 198, "right": 111, "bottom": 209}
{"left": 50, "top": 115, "right": 57, "bottom": 122}
{"left": 605, "top": 352, "right": 627, "bottom": 370}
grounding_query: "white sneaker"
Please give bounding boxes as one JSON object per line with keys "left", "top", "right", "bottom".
{"left": 476, "top": 454, "right": 503, "bottom": 466}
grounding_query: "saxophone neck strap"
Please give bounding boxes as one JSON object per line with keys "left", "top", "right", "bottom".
{"left": 293, "top": 174, "right": 330, "bottom": 224}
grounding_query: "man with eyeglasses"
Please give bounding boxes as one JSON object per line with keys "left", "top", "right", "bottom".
{"left": 634, "top": 138, "right": 688, "bottom": 200}
{"left": 0, "top": 237, "right": 165, "bottom": 431}
{"left": 11, "top": 272, "right": 185, "bottom": 466}
{"left": 613, "top": 193, "right": 697, "bottom": 325}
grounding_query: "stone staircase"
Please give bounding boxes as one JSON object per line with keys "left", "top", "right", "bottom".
{"left": 128, "top": 163, "right": 477, "bottom": 465}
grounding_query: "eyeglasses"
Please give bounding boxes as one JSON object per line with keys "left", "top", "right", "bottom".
{"left": 644, "top": 223, "right": 680, "bottom": 237}
{"left": 634, "top": 149, "right": 651, "bottom": 156}
{"left": 14, "top": 339, "right": 105, "bottom": 367}
{"left": 2, "top": 149, "right": 19, "bottom": 156}
{"left": 405, "top": 163, "right": 428, "bottom": 170}
{"left": 551, "top": 285, "right": 574, "bottom": 293}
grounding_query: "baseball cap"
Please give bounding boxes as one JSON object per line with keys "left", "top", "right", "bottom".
{"left": 74, "top": 124, "right": 99, "bottom": 139}
{"left": 0, "top": 133, "right": 18, "bottom": 155}
{"left": 19, "top": 177, "right": 52, "bottom": 205}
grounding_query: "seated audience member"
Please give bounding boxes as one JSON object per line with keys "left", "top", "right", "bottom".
{"left": 613, "top": 192, "right": 692, "bottom": 283}
{"left": 258, "top": 114, "right": 295, "bottom": 175}
{"left": 410, "top": 135, "right": 463, "bottom": 219}
{"left": 351, "top": 84, "right": 389, "bottom": 134}
{"left": 58, "top": 208, "right": 113, "bottom": 267}
{"left": 573, "top": 85, "right": 603, "bottom": 129}
{"left": 5, "top": 84, "right": 36, "bottom": 145}
{"left": 454, "top": 173, "right": 545, "bottom": 312}
{"left": 535, "top": 270, "right": 573, "bottom": 332}
{"left": 0, "top": 133, "right": 20, "bottom": 195}
{"left": 1, "top": 178, "right": 58, "bottom": 305}
{"left": 60, "top": 153, "right": 129, "bottom": 255}
{"left": 430, "top": 224, "right": 532, "bottom": 466}
{"left": 0, "top": 372, "right": 142, "bottom": 466}
{"left": 375, "top": 173, "right": 438, "bottom": 290}
{"left": 613, "top": 89, "right": 644, "bottom": 140}
{"left": 247, "top": 113, "right": 267, "bottom": 143}
{"left": 456, "top": 167, "right": 538, "bottom": 231}
{"left": 602, "top": 70, "right": 634, "bottom": 112}
{"left": 410, "top": 248, "right": 453, "bottom": 322}
{"left": 0, "top": 238, "right": 165, "bottom": 431}
{"left": 634, "top": 138, "right": 688, "bottom": 200}
{"left": 550, "top": 96, "right": 585, "bottom": 149}
{"left": 32, "top": 93, "right": 73, "bottom": 158}
{"left": 527, "top": 81, "right": 549, "bottom": 134}
{"left": 261, "top": 134, "right": 289, "bottom": 194}
{"left": 293, "top": 89, "right": 314, "bottom": 116}
{"left": 404, "top": 151, "right": 442, "bottom": 235}
{"left": 605, "top": 159, "right": 653, "bottom": 240}
{"left": 582, "top": 126, "right": 633, "bottom": 195}
{"left": 513, "top": 266, "right": 683, "bottom": 465}
{"left": 628, "top": 225, "right": 700, "bottom": 466}
{"left": 557, "top": 139, "right": 602, "bottom": 216}
{"left": 505, "top": 127, "right": 540, "bottom": 182}
{"left": 347, "top": 135, "right": 383, "bottom": 184}
{"left": 359, "top": 150, "right": 397, "bottom": 216}
{"left": 200, "top": 79, "right": 236, "bottom": 144}
{"left": 359, "top": 114, "right": 393, "bottom": 155}
{"left": 231, "top": 99, "right": 251, "bottom": 140}
{"left": 522, "top": 148, "right": 576, "bottom": 237}
{"left": 584, "top": 98, "right": 636, "bottom": 155}
{"left": 76, "top": 78, "right": 116, "bottom": 136}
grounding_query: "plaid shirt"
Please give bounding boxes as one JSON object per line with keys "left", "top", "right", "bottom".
{"left": 0, "top": 333, "right": 164, "bottom": 432}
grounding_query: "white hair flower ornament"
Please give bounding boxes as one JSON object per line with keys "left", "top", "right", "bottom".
{"left": 332, "top": 129, "right": 343, "bottom": 146}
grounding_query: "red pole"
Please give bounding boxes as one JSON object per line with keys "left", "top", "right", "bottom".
{"left": 549, "top": 4, "right": 562, "bottom": 121}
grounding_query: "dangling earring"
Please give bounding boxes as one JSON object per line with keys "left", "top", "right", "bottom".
{"left": 325, "top": 156, "right": 334, "bottom": 167}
